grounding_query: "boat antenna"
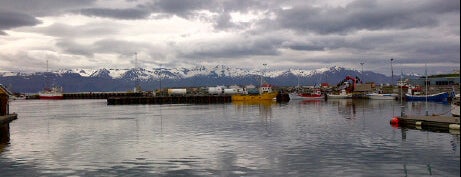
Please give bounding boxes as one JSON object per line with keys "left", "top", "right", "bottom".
{"left": 425, "top": 63, "right": 428, "bottom": 116}
{"left": 400, "top": 69, "right": 405, "bottom": 117}
{"left": 400, "top": 69, "right": 403, "bottom": 106}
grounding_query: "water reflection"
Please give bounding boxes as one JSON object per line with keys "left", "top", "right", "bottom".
{"left": 0, "top": 124, "right": 10, "bottom": 154}
{"left": 328, "top": 99, "right": 357, "bottom": 119}
{"left": 232, "top": 100, "right": 274, "bottom": 123}
{"left": 2, "top": 100, "right": 459, "bottom": 176}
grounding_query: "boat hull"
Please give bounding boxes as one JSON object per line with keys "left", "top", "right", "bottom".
{"left": 231, "top": 92, "right": 277, "bottom": 101}
{"left": 367, "top": 93, "right": 398, "bottom": 100}
{"left": 327, "top": 94, "right": 352, "bottom": 99}
{"left": 405, "top": 92, "right": 449, "bottom": 102}
{"left": 39, "top": 92, "right": 64, "bottom": 100}
{"left": 39, "top": 96, "right": 64, "bottom": 100}
{"left": 289, "top": 93, "right": 324, "bottom": 100}
{"left": 452, "top": 94, "right": 460, "bottom": 117}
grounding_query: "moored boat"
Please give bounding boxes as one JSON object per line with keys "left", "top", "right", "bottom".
{"left": 405, "top": 92, "right": 449, "bottom": 102}
{"left": 39, "top": 86, "right": 64, "bottom": 100}
{"left": 327, "top": 89, "right": 352, "bottom": 99}
{"left": 452, "top": 94, "right": 460, "bottom": 117}
{"left": 231, "top": 84, "right": 277, "bottom": 101}
{"left": 289, "top": 89, "right": 324, "bottom": 100}
{"left": 367, "top": 93, "right": 398, "bottom": 100}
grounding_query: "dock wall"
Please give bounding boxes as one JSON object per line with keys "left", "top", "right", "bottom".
{"left": 107, "top": 95, "right": 232, "bottom": 105}
{"left": 63, "top": 92, "right": 143, "bottom": 99}
{"left": 0, "top": 114, "right": 17, "bottom": 143}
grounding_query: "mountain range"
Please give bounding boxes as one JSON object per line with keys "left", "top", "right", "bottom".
{"left": 0, "top": 65, "right": 410, "bottom": 93}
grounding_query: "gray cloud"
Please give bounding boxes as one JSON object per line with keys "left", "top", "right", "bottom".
{"left": 0, "top": 0, "right": 459, "bottom": 75}
{"left": 273, "top": 0, "right": 458, "bottom": 34}
{"left": 149, "top": 0, "right": 215, "bottom": 17}
{"left": 56, "top": 39, "right": 95, "bottom": 57}
{"left": 0, "top": 11, "right": 41, "bottom": 35}
{"left": 179, "top": 35, "right": 282, "bottom": 60}
{"left": 33, "top": 22, "right": 120, "bottom": 38}
{"left": 79, "top": 7, "right": 151, "bottom": 19}
{"left": 0, "top": 0, "right": 95, "bottom": 16}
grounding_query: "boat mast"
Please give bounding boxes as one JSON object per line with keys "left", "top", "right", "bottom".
{"left": 400, "top": 70, "right": 403, "bottom": 106}
{"left": 45, "top": 60, "right": 49, "bottom": 89}
{"left": 425, "top": 63, "right": 428, "bottom": 116}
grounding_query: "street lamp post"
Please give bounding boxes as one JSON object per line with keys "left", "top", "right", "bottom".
{"left": 390, "top": 58, "right": 394, "bottom": 85}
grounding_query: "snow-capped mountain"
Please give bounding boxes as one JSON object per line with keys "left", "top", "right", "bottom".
{"left": 0, "top": 65, "right": 400, "bottom": 93}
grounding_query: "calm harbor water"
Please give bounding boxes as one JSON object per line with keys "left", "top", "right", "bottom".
{"left": 1, "top": 99, "right": 459, "bottom": 176}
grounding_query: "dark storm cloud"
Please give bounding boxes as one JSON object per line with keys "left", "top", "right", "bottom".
{"left": 274, "top": 0, "right": 459, "bottom": 34}
{"left": 0, "top": 11, "right": 41, "bottom": 35}
{"left": 79, "top": 7, "right": 151, "bottom": 19}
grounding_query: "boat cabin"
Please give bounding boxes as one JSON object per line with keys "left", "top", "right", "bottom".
{"left": 259, "top": 84, "right": 273, "bottom": 94}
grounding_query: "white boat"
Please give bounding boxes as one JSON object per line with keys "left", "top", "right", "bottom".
{"left": 367, "top": 93, "right": 398, "bottom": 100}
{"left": 39, "top": 60, "right": 64, "bottom": 100}
{"left": 289, "top": 89, "right": 324, "bottom": 100}
{"left": 327, "top": 89, "right": 352, "bottom": 99}
{"left": 39, "top": 86, "right": 64, "bottom": 99}
{"left": 452, "top": 94, "right": 460, "bottom": 117}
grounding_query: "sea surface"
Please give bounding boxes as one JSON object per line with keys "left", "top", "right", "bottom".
{"left": 1, "top": 99, "right": 459, "bottom": 176}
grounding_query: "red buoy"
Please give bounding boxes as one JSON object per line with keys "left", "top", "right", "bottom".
{"left": 390, "top": 116, "right": 399, "bottom": 126}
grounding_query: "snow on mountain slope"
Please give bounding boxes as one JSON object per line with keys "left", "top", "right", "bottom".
{"left": 1, "top": 65, "right": 357, "bottom": 81}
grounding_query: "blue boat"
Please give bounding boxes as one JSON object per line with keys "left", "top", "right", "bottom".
{"left": 405, "top": 92, "right": 449, "bottom": 102}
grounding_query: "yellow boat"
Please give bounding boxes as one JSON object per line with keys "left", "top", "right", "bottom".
{"left": 231, "top": 84, "right": 278, "bottom": 101}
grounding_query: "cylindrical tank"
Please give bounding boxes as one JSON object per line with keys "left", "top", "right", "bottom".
{"left": 208, "top": 87, "right": 223, "bottom": 95}
{"left": 167, "top": 89, "right": 187, "bottom": 95}
{"left": 223, "top": 88, "right": 238, "bottom": 95}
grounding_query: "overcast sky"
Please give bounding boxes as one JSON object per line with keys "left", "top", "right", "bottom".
{"left": 0, "top": 0, "right": 459, "bottom": 76}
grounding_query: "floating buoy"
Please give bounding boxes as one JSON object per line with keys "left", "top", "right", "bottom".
{"left": 390, "top": 116, "right": 399, "bottom": 125}
{"left": 415, "top": 121, "right": 422, "bottom": 129}
{"left": 449, "top": 124, "right": 460, "bottom": 130}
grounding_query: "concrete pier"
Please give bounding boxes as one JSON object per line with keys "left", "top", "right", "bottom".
{"left": 393, "top": 114, "right": 460, "bottom": 133}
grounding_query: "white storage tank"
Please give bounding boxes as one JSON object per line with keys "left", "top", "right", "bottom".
{"left": 223, "top": 88, "right": 238, "bottom": 95}
{"left": 167, "top": 88, "right": 187, "bottom": 95}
